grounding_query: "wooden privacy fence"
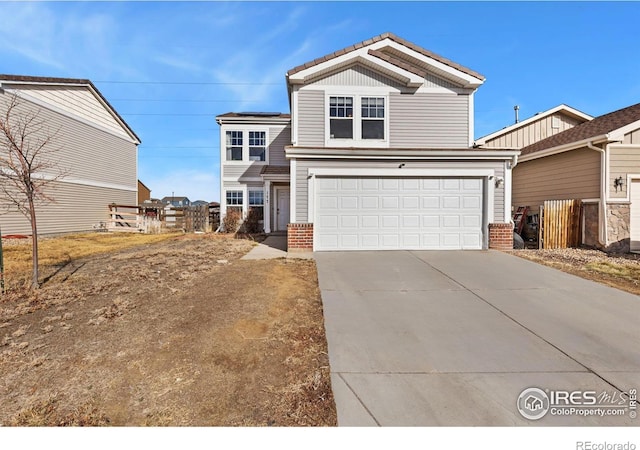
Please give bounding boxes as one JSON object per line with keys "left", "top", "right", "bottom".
{"left": 164, "top": 205, "right": 209, "bottom": 232}
{"left": 108, "top": 204, "right": 162, "bottom": 233}
{"left": 539, "top": 199, "right": 582, "bottom": 249}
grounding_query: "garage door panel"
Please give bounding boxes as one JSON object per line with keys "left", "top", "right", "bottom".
{"left": 315, "top": 176, "right": 484, "bottom": 251}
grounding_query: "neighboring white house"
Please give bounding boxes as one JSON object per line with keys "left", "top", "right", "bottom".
{"left": 0, "top": 74, "right": 140, "bottom": 235}
{"left": 218, "top": 32, "right": 519, "bottom": 251}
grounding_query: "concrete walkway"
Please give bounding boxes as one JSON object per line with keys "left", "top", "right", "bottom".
{"left": 241, "top": 235, "right": 313, "bottom": 260}
{"left": 315, "top": 250, "right": 640, "bottom": 426}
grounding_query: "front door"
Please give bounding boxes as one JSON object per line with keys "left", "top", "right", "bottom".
{"left": 276, "top": 188, "right": 290, "bottom": 231}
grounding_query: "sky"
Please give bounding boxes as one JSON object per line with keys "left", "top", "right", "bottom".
{"left": 1, "top": 1, "right": 639, "bottom": 203}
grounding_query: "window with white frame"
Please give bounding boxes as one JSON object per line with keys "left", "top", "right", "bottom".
{"left": 248, "top": 131, "right": 266, "bottom": 161}
{"left": 329, "top": 96, "right": 353, "bottom": 139}
{"left": 361, "top": 97, "right": 385, "bottom": 139}
{"left": 248, "top": 190, "right": 264, "bottom": 221}
{"left": 226, "top": 190, "right": 243, "bottom": 214}
{"left": 226, "top": 131, "right": 243, "bottom": 161}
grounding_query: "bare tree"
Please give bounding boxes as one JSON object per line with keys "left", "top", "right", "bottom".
{"left": 0, "top": 93, "right": 64, "bottom": 288}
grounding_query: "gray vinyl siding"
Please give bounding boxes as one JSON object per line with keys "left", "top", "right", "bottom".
{"left": 308, "top": 65, "right": 405, "bottom": 90}
{"left": 268, "top": 125, "right": 291, "bottom": 166}
{"left": 0, "top": 181, "right": 135, "bottom": 235}
{"left": 610, "top": 145, "right": 640, "bottom": 199}
{"left": 483, "top": 113, "right": 585, "bottom": 148}
{"left": 389, "top": 92, "right": 469, "bottom": 148}
{"left": 293, "top": 159, "right": 505, "bottom": 223}
{"left": 512, "top": 148, "right": 601, "bottom": 212}
{"left": 222, "top": 164, "right": 264, "bottom": 179}
{"left": 0, "top": 92, "right": 137, "bottom": 188}
{"left": 297, "top": 90, "right": 324, "bottom": 147}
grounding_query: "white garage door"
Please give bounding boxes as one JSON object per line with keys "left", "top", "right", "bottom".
{"left": 315, "top": 177, "right": 484, "bottom": 251}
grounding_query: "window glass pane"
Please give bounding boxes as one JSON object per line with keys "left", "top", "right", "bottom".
{"left": 249, "top": 147, "right": 265, "bottom": 161}
{"left": 330, "top": 119, "right": 353, "bottom": 139}
{"left": 227, "top": 147, "right": 242, "bottom": 160}
{"left": 249, "top": 191, "right": 264, "bottom": 205}
{"left": 226, "top": 190, "right": 243, "bottom": 205}
{"left": 362, "top": 120, "right": 384, "bottom": 139}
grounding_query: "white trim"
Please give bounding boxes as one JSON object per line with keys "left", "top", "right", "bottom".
{"left": 264, "top": 180, "right": 271, "bottom": 233}
{"left": 370, "top": 40, "right": 484, "bottom": 87}
{"left": 468, "top": 93, "right": 474, "bottom": 148}
{"left": 475, "top": 104, "right": 593, "bottom": 146}
{"left": 324, "top": 93, "right": 390, "bottom": 148}
{"left": 504, "top": 160, "right": 512, "bottom": 222}
{"left": 220, "top": 126, "right": 270, "bottom": 165}
{"left": 222, "top": 177, "right": 263, "bottom": 182}
{"left": 288, "top": 49, "right": 423, "bottom": 87}
{"left": 290, "top": 158, "right": 297, "bottom": 224}
{"left": 286, "top": 147, "right": 519, "bottom": 160}
{"left": 308, "top": 167, "right": 495, "bottom": 178}
{"left": 517, "top": 135, "right": 610, "bottom": 162}
{"left": 292, "top": 87, "right": 299, "bottom": 145}
{"left": 608, "top": 119, "right": 640, "bottom": 141}
{"left": 4, "top": 88, "right": 139, "bottom": 144}
{"left": 307, "top": 168, "right": 494, "bottom": 251}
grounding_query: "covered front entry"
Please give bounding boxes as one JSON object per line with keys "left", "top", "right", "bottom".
{"left": 314, "top": 176, "right": 485, "bottom": 251}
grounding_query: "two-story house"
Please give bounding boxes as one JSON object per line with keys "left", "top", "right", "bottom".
{"left": 218, "top": 32, "right": 519, "bottom": 251}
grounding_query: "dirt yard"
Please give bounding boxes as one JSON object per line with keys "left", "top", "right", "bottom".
{"left": 0, "top": 234, "right": 336, "bottom": 426}
{"left": 510, "top": 247, "right": 640, "bottom": 296}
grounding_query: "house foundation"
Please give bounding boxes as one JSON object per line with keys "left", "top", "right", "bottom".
{"left": 287, "top": 223, "right": 314, "bottom": 252}
{"left": 488, "top": 223, "right": 513, "bottom": 251}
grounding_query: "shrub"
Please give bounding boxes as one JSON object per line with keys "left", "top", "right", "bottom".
{"left": 242, "top": 207, "right": 263, "bottom": 234}
{"left": 223, "top": 208, "right": 242, "bottom": 233}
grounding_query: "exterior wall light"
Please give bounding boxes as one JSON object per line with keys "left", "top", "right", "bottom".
{"left": 495, "top": 177, "right": 504, "bottom": 188}
{"left": 614, "top": 176, "right": 625, "bottom": 192}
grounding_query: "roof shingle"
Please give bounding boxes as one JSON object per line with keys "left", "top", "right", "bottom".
{"left": 521, "top": 102, "right": 640, "bottom": 156}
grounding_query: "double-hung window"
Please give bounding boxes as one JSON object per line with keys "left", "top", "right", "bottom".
{"left": 248, "top": 190, "right": 264, "bottom": 221}
{"left": 248, "top": 131, "right": 266, "bottom": 161}
{"left": 226, "top": 190, "right": 243, "bottom": 214}
{"left": 226, "top": 131, "right": 243, "bottom": 161}
{"left": 328, "top": 95, "right": 386, "bottom": 143}
{"left": 361, "top": 97, "right": 385, "bottom": 139}
{"left": 329, "top": 96, "right": 354, "bottom": 139}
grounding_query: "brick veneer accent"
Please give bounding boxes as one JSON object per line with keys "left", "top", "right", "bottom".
{"left": 287, "top": 223, "right": 314, "bottom": 252}
{"left": 488, "top": 223, "right": 513, "bottom": 251}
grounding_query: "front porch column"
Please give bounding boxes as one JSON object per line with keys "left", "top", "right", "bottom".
{"left": 264, "top": 180, "right": 271, "bottom": 234}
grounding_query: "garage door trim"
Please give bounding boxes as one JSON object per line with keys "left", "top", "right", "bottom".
{"left": 308, "top": 167, "right": 495, "bottom": 251}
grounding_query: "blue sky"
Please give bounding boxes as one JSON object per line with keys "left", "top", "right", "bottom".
{"left": 1, "top": 1, "right": 639, "bottom": 202}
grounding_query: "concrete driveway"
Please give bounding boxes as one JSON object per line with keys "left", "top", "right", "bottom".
{"left": 314, "top": 250, "right": 640, "bottom": 426}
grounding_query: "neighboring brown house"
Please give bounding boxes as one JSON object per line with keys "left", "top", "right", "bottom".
{"left": 137, "top": 180, "right": 151, "bottom": 205}
{"left": 494, "top": 102, "right": 640, "bottom": 253}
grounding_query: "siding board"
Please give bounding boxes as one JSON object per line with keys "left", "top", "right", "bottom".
{"left": 269, "top": 125, "right": 291, "bottom": 166}
{"left": 512, "top": 148, "right": 600, "bottom": 212}
{"left": 389, "top": 92, "right": 469, "bottom": 148}
{"left": 297, "top": 90, "right": 324, "bottom": 147}
{"left": 610, "top": 146, "right": 640, "bottom": 198}
{"left": 483, "top": 112, "right": 585, "bottom": 148}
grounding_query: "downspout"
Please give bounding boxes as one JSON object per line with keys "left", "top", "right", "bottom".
{"left": 586, "top": 142, "right": 608, "bottom": 247}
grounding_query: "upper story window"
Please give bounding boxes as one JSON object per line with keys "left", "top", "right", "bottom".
{"left": 361, "top": 97, "right": 385, "bottom": 140}
{"left": 224, "top": 129, "right": 268, "bottom": 163}
{"left": 226, "top": 131, "right": 243, "bottom": 161}
{"left": 327, "top": 95, "right": 387, "bottom": 145}
{"left": 248, "top": 131, "right": 266, "bottom": 161}
{"left": 329, "top": 96, "right": 353, "bottom": 139}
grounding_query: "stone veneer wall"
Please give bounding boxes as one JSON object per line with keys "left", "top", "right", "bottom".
{"left": 582, "top": 202, "right": 600, "bottom": 249}
{"left": 606, "top": 203, "right": 630, "bottom": 253}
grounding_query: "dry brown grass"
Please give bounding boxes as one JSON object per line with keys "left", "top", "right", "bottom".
{"left": 2, "top": 232, "right": 181, "bottom": 290}
{"left": 511, "top": 248, "right": 640, "bottom": 295}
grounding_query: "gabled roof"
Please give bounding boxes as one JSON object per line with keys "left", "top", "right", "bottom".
{"left": 162, "top": 196, "right": 190, "bottom": 202}
{"left": 475, "top": 104, "right": 593, "bottom": 146}
{"left": 0, "top": 74, "right": 141, "bottom": 144}
{"left": 286, "top": 32, "right": 485, "bottom": 89}
{"left": 521, "top": 102, "right": 640, "bottom": 157}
